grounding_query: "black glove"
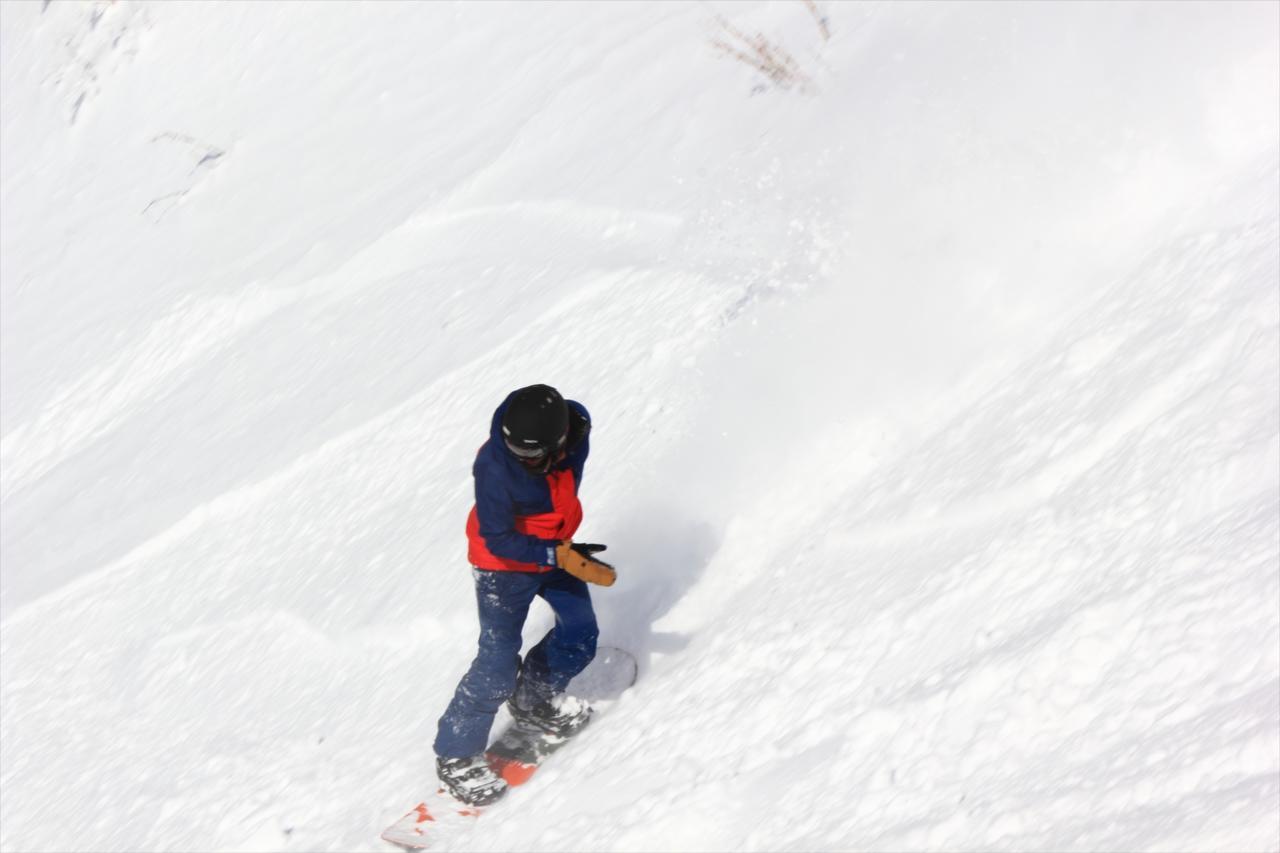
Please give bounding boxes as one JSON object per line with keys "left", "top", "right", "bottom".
{"left": 570, "top": 542, "right": 612, "bottom": 568}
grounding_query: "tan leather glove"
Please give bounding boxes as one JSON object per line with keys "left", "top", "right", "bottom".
{"left": 555, "top": 540, "right": 617, "bottom": 587}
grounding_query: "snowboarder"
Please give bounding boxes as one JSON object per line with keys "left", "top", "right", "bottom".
{"left": 433, "top": 384, "right": 617, "bottom": 806}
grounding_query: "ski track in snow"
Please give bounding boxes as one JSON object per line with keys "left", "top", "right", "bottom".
{"left": 2, "top": 2, "right": 1278, "bottom": 852}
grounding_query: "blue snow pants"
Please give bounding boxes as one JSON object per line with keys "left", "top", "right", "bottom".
{"left": 434, "top": 567, "right": 598, "bottom": 759}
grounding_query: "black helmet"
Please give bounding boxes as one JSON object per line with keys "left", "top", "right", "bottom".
{"left": 501, "top": 384, "right": 569, "bottom": 462}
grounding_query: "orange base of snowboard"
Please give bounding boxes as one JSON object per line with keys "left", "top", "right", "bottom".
{"left": 486, "top": 752, "right": 539, "bottom": 786}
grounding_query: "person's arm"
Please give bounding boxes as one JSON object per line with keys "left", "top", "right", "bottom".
{"left": 473, "top": 460, "right": 559, "bottom": 566}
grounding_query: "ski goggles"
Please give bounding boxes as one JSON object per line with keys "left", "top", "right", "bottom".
{"left": 504, "top": 432, "right": 567, "bottom": 460}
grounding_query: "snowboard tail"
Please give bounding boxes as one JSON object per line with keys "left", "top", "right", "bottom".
{"left": 381, "top": 731, "right": 582, "bottom": 849}
{"left": 381, "top": 793, "right": 484, "bottom": 849}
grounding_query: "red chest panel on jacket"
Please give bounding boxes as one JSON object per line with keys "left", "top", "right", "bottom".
{"left": 466, "top": 468, "right": 583, "bottom": 572}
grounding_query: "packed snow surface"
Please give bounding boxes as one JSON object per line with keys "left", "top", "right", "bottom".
{"left": 2, "top": 2, "right": 1278, "bottom": 851}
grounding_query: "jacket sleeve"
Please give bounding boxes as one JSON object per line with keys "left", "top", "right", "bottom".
{"left": 473, "top": 459, "right": 559, "bottom": 566}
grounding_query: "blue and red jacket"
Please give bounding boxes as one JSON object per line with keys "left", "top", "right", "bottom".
{"left": 465, "top": 393, "right": 590, "bottom": 572}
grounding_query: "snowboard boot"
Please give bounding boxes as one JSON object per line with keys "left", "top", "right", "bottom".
{"left": 506, "top": 693, "right": 593, "bottom": 740}
{"left": 436, "top": 754, "right": 508, "bottom": 806}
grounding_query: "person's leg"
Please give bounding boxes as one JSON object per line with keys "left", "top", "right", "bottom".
{"left": 434, "top": 570, "right": 541, "bottom": 757}
{"left": 513, "top": 568, "right": 599, "bottom": 709}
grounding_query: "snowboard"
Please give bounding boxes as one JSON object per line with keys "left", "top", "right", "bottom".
{"left": 381, "top": 646, "right": 638, "bottom": 849}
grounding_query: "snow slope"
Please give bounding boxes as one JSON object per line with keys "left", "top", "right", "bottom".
{"left": 1, "top": 1, "right": 1277, "bottom": 851}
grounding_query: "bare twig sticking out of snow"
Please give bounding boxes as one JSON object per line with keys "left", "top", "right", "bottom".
{"left": 804, "top": 0, "right": 831, "bottom": 42}
{"left": 710, "top": 14, "right": 816, "bottom": 93}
